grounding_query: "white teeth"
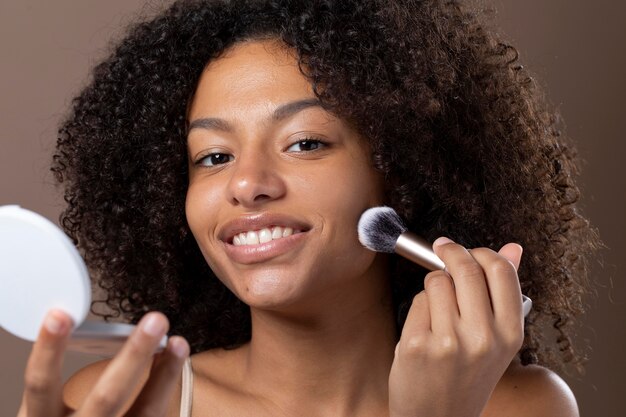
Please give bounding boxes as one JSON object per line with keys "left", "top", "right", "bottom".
{"left": 232, "top": 226, "right": 301, "bottom": 246}
{"left": 271, "top": 226, "right": 283, "bottom": 239}
{"left": 259, "top": 228, "right": 272, "bottom": 244}
{"left": 246, "top": 231, "right": 259, "bottom": 245}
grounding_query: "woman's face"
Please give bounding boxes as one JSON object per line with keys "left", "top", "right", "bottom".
{"left": 185, "top": 40, "right": 386, "bottom": 312}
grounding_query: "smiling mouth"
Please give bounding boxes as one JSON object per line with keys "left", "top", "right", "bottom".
{"left": 230, "top": 226, "right": 305, "bottom": 246}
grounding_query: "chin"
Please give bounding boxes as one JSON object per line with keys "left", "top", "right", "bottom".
{"left": 229, "top": 267, "right": 308, "bottom": 309}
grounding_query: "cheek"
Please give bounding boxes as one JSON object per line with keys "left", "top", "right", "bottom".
{"left": 185, "top": 182, "right": 237, "bottom": 289}
{"left": 309, "top": 195, "right": 379, "bottom": 288}
{"left": 303, "top": 159, "right": 383, "bottom": 220}
{"left": 185, "top": 180, "right": 222, "bottom": 257}
{"left": 185, "top": 182, "right": 205, "bottom": 237}
{"left": 297, "top": 158, "right": 384, "bottom": 249}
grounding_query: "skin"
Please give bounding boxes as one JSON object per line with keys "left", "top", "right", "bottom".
{"left": 17, "top": 39, "right": 579, "bottom": 417}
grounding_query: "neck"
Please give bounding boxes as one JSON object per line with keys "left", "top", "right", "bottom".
{"left": 242, "top": 257, "right": 397, "bottom": 416}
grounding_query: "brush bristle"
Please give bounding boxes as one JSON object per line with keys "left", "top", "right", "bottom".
{"left": 358, "top": 206, "right": 407, "bottom": 253}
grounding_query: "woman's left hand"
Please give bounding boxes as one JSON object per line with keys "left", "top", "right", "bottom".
{"left": 388, "top": 238, "right": 525, "bottom": 417}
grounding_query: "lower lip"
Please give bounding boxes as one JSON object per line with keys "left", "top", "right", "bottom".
{"left": 221, "top": 232, "right": 308, "bottom": 264}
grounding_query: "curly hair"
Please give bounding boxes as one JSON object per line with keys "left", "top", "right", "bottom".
{"left": 52, "top": 0, "right": 599, "bottom": 373}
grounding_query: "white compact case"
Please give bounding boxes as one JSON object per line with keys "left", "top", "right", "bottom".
{"left": 0, "top": 205, "right": 166, "bottom": 356}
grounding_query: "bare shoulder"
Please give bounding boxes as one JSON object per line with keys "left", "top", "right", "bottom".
{"left": 191, "top": 345, "right": 247, "bottom": 389}
{"left": 62, "top": 358, "right": 158, "bottom": 412}
{"left": 63, "top": 358, "right": 113, "bottom": 409}
{"left": 482, "top": 358, "right": 579, "bottom": 417}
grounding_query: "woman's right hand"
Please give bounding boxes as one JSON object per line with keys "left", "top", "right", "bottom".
{"left": 17, "top": 310, "right": 189, "bottom": 417}
{"left": 388, "top": 240, "right": 525, "bottom": 417}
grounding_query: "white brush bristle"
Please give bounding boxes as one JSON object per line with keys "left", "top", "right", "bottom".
{"left": 358, "top": 206, "right": 407, "bottom": 253}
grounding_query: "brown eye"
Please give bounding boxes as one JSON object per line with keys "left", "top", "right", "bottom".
{"left": 286, "top": 138, "right": 326, "bottom": 152}
{"left": 197, "top": 153, "right": 233, "bottom": 167}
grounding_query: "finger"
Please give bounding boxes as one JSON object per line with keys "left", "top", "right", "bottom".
{"left": 432, "top": 237, "right": 492, "bottom": 323}
{"left": 469, "top": 245, "right": 523, "bottom": 327}
{"left": 423, "top": 271, "right": 459, "bottom": 333}
{"left": 124, "top": 336, "right": 190, "bottom": 417}
{"left": 23, "top": 309, "right": 73, "bottom": 417}
{"left": 497, "top": 242, "right": 523, "bottom": 271}
{"left": 397, "top": 291, "right": 431, "bottom": 353}
{"left": 78, "top": 312, "right": 169, "bottom": 417}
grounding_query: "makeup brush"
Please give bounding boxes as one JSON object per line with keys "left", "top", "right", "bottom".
{"left": 357, "top": 206, "right": 532, "bottom": 317}
{"left": 358, "top": 206, "right": 445, "bottom": 270}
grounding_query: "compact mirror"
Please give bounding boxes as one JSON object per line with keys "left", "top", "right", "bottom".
{"left": 0, "top": 205, "right": 166, "bottom": 356}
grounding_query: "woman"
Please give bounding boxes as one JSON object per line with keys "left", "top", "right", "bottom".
{"left": 18, "top": 1, "right": 598, "bottom": 416}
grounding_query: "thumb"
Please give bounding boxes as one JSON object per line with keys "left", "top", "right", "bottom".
{"left": 498, "top": 243, "right": 523, "bottom": 271}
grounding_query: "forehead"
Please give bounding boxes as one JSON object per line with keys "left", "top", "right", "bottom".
{"left": 188, "top": 39, "right": 314, "bottom": 118}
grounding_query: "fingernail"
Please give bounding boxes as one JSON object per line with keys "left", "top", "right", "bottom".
{"left": 45, "top": 310, "right": 68, "bottom": 335}
{"left": 141, "top": 314, "right": 166, "bottom": 337}
{"left": 433, "top": 236, "right": 454, "bottom": 247}
{"left": 513, "top": 243, "right": 524, "bottom": 263}
{"left": 170, "top": 338, "right": 189, "bottom": 359}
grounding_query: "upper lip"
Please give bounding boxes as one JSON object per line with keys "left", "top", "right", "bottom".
{"left": 218, "top": 212, "right": 312, "bottom": 244}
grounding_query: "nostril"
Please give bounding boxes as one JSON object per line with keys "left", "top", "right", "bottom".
{"left": 253, "top": 194, "right": 272, "bottom": 201}
{"left": 232, "top": 194, "right": 273, "bottom": 206}
{"left": 228, "top": 170, "right": 287, "bottom": 207}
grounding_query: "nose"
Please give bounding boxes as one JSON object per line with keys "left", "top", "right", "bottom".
{"left": 226, "top": 150, "right": 286, "bottom": 208}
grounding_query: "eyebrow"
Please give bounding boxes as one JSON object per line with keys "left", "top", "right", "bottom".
{"left": 187, "top": 98, "right": 324, "bottom": 133}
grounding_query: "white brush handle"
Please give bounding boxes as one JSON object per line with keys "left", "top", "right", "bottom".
{"left": 394, "top": 232, "right": 532, "bottom": 317}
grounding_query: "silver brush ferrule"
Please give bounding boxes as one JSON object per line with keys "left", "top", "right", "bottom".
{"left": 395, "top": 231, "right": 445, "bottom": 271}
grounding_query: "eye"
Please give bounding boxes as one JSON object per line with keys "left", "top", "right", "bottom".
{"left": 286, "top": 137, "right": 327, "bottom": 152}
{"left": 195, "top": 153, "right": 234, "bottom": 167}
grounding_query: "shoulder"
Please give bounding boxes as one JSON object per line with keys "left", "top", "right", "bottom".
{"left": 63, "top": 357, "right": 179, "bottom": 415}
{"left": 192, "top": 345, "right": 247, "bottom": 382}
{"left": 482, "top": 358, "right": 579, "bottom": 417}
{"left": 63, "top": 358, "right": 113, "bottom": 409}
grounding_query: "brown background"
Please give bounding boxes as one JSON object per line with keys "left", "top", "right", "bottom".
{"left": 1, "top": 0, "right": 624, "bottom": 415}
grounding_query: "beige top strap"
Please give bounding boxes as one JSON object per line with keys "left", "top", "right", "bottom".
{"left": 180, "top": 357, "right": 193, "bottom": 417}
